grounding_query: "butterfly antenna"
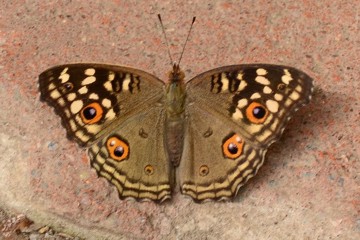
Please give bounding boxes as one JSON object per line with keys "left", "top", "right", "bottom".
{"left": 178, "top": 16, "right": 196, "bottom": 66}
{"left": 158, "top": 14, "right": 174, "bottom": 65}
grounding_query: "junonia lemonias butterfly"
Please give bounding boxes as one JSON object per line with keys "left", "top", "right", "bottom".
{"left": 39, "top": 16, "right": 313, "bottom": 203}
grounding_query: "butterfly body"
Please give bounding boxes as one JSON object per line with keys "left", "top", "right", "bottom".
{"left": 164, "top": 64, "right": 186, "bottom": 167}
{"left": 39, "top": 63, "right": 313, "bottom": 203}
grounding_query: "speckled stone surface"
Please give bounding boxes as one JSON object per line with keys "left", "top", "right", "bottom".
{"left": 0, "top": 1, "right": 359, "bottom": 239}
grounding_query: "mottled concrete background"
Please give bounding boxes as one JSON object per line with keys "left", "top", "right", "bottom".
{"left": 0, "top": 1, "right": 359, "bottom": 239}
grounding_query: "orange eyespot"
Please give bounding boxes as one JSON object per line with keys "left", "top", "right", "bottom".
{"left": 222, "top": 134, "right": 244, "bottom": 159}
{"left": 106, "top": 136, "right": 129, "bottom": 161}
{"left": 245, "top": 102, "right": 269, "bottom": 124}
{"left": 144, "top": 165, "right": 154, "bottom": 175}
{"left": 80, "top": 102, "right": 103, "bottom": 124}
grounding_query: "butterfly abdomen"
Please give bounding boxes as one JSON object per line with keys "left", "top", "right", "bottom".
{"left": 164, "top": 119, "right": 185, "bottom": 167}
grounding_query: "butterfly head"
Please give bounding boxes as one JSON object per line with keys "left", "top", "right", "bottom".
{"left": 168, "top": 63, "right": 185, "bottom": 83}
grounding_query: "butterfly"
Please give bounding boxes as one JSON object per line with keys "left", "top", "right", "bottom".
{"left": 38, "top": 17, "right": 313, "bottom": 203}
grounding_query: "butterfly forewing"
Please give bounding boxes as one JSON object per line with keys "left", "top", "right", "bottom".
{"left": 39, "top": 64, "right": 165, "bottom": 147}
{"left": 186, "top": 64, "right": 313, "bottom": 148}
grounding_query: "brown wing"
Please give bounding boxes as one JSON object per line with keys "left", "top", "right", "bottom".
{"left": 88, "top": 106, "right": 173, "bottom": 203}
{"left": 179, "top": 64, "right": 313, "bottom": 202}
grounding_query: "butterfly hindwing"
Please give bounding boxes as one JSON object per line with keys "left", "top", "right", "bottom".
{"left": 88, "top": 106, "right": 172, "bottom": 202}
{"left": 180, "top": 64, "right": 313, "bottom": 202}
{"left": 39, "top": 64, "right": 165, "bottom": 147}
{"left": 179, "top": 103, "right": 267, "bottom": 202}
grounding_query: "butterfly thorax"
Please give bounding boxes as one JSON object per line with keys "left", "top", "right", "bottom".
{"left": 165, "top": 64, "right": 186, "bottom": 118}
{"left": 164, "top": 64, "right": 186, "bottom": 167}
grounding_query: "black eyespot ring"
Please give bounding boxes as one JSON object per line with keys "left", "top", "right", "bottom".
{"left": 228, "top": 143, "right": 239, "bottom": 155}
{"left": 114, "top": 146, "right": 124, "bottom": 157}
{"left": 83, "top": 106, "right": 97, "bottom": 120}
{"left": 252, "top": 106, "right": 267, "bottom": 119}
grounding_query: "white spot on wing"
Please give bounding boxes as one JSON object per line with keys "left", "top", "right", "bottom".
{"left": 108, "top": 71, "right": 115, "bottom": 81}
{"left": 274, "top": 93, "right": 283, "bottom": 101}
{"left": 102, "top": 98, "right": 112, "bottom": 108}
{"left": 50, "top": 89, "right": 61, "bottom": 99}
{"left": 89, "top": 93, "right": 99, "bottom": 100}
{"left": 237, "top": 98, "right": 248, "bottom": 108}
{"left": 221, "top": 73, "right": 229, "bottom": 92}
{"left": 232, "top": 109, "right": 243, "bottom": 120}
{"left": 282, "top": 75, "right": 292, "bottom": 84}
{"left": 257, "top": 129, "right": 272, "bottom": 142}
{"left": 263, "top": 86, "right": 272, "bottom": 94}
{"left": 96, "top": 154, "right": 106, "bottom": 165}
{"left": 238, "top": 80, "right": 247, "bottom": 91}
{"left": 82, "top": 76, "right": 96, "bottom": 85}
{"left": 282, "top": 69, "right": 293, "bottom": 84}
{"left": 289, "top": 91, "right": 300, "bottom": 101}
{"left": 48, "top": 83, "right": 56, "bottom": 90}
{"left": 284, "top": 98, "right": 293, "bottom": 107}
{"left": 86, "top": 124, "right": 101, "bottom": 134}
{"left": 270, "top": 118, "right": 279, "bottom": 131}
{"left": 266, "top": 99, "right": 279, "bottom": 113}
{"left": 69, "top": 119, "right": 77, "bottom": 131}
{"left": 58, "top": 98, "right": 65, "bottom": 106}
{"left": 256, "top": 68, "right": 267, "bottom": 76}
{"left": 85, "top": 68, "right": 95, "bottom": 76}
{"left": 75, "top": 115, "right": 84, "bottom": 126}
{"left": 247, "top": 123, "right": 263, "bottom": 133}
{"left": 64, "top": 109, "right": 70, "bottom": 117}
{"left": 105, "top": 109, "right": 116, "bottom": 120}
{"left": 59, "top": 68, "right": 70, "bottom": 83}
{"left": 103, "top": 81, "right": 113, "bottom": 91}
{"left": 250, "top": 92, "right": 261, "bottom": 99}
{"left": 67, "top": 93, "right": 76, "bottom": 101}
{"left": 295, "top": 85, "right": 302, "bottom": 92}
{"left": 255, "top": 76, "right": 270, "bottom": 85}
{"left": 78, "top": 86, "right": 88, "bottom": 94}
{"left": 75, "top": 130, "right": 90, "bottom": 142}
{"left": 238, "top": 157, "right": 250, "bottom": 171}
{"left": 70, "top": 100, "right": 83, "bottom": 114}
{"left": 122, "top": 75, "right": 131, "bottom": 91}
